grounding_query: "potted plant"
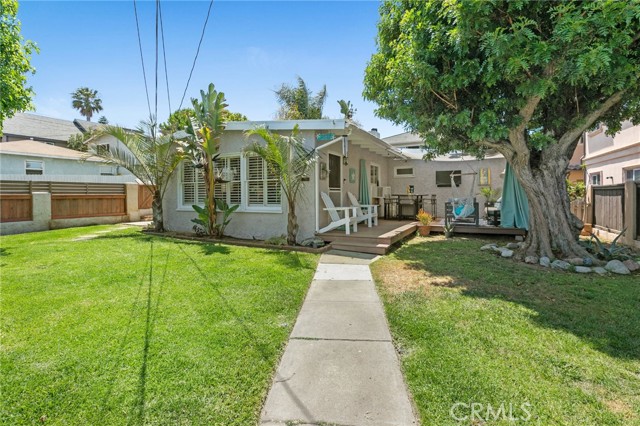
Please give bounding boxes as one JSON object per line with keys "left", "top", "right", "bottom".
{"left": 480, "top": 187, "right": 501, "bottom": 207}
{"left": 443, "top": 222, "right": 454, "bottom": 238}
{"left": 416, "top": 209, "right": 433, "bottom": 236}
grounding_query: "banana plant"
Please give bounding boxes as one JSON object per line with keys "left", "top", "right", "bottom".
{"left": 178, "top": 83, "right": 228, "bottom": 235}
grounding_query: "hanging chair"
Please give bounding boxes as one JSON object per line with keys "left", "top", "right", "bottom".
{"left": 215, "top": 167, "right": 235, "bottom": 183}
{"left": 449, "top": 172, "right": 476, "bottom": 220}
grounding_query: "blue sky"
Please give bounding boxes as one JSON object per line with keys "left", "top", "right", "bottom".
{"left": 18, "top": 1, "right": 405, "bottom": 138}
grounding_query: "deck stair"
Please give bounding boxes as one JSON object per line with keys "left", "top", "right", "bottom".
{"left": 320, "top": 220, "right": 417, "bottom": 255}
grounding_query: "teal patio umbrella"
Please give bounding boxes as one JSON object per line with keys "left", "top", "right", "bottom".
{"left": 359, "top": 159, "right": 370, "bottom": 204}
{"left": 501, "top": 163, "right": 529, "bottom": 230}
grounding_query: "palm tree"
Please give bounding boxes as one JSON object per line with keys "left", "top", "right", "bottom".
{"left": 71, "top": 87, "right": 103, "bottom": 121}
{"left": 337, "top": 99, "right": 356, "bottom": 120}
{"left": 177, "top": 83, "right": 228, "bottom": 235}
{"left": 274, "top": 77, "right": 327, "bottom": 120}
{"left": 94, "top": 120, "right": 181, "bottom": 231}
{"left": 244, "top": 126, "right": 316, "bottom": 245}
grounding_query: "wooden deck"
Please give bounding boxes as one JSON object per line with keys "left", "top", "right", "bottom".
{"left": 320, "top": 220, "right": 418, "bottom": 255}
{"left": 319, "top": 218, "right": 526, "bottom": 255}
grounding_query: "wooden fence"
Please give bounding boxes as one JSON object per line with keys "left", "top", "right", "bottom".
{"left": 570, "top": 199, "right": 587, "bottom": 222}
{"left": 637, "top": 183, "right": 640, "bottom": 240}
{"left": 0, "top": 181, "right": 127, "bottom": 222}
{"left": 51, "top": 194, "right": 126, "bottom": 219}
{"left": 0, "top": 194, "right": 32, "bottom": 223}
{"left": 138, "top": 185, "right": 154, "bottom": 209}
{"left": 591, "top": 184, "right": 625, "bottom": 233}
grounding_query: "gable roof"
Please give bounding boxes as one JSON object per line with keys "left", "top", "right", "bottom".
{"left": 383, "top": 132, "right": 423, "bottom": 146}
{"left": 2, "top": 113, "right": 85, "bottom": 142}
{"left": 0, "top": 140, "right": 103, "bottom": 162}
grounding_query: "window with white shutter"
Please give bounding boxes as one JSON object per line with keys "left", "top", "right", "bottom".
{"left": 181, "top": 162, "right": 205, "bottom": 207}
{"left": 214, "top": 156, "right": 241, "bottom": 205}
{"left": 179, "top": 155, "right": 281, "bottom": 212}
{"left": 246, "top": 155, "right": 280, "bottom": 207}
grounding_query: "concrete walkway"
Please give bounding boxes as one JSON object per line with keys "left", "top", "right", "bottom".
{"left": 260, "top": 250, "right": 418, "bottom": 426}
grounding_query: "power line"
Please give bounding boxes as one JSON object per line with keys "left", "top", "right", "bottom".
{"left": 178, "top": 0, "right": 214, "bottom": 110}
{"left": 154, "top": 0, "right": 159, "bottom": 125}
{"left": 133, "top": 0, "right": 152, "bottom": 120}
{"left": 159, "top": 1, "right": 172, "bottom": 114}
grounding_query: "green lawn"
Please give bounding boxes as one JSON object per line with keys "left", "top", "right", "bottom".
{"left": 372, "top": 235, "right": 640, "bottom": 426}
{"left": 0, "top": 225, "right": 318, "bottom": 425}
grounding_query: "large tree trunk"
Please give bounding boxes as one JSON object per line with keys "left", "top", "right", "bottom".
{"left": 287, "top": 199, "right": 298, "bottom": 246}
{"left": 152, "top": 191, "right": 164, "bottom": 232}
{"left": 508, "top": 150, "right": 588, "bottom": 260}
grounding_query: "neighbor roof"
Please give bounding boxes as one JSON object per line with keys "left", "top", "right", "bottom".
{"left": 2, "top": 113, "right": 85, "bottom": 142}
{"left": 383, "top": 132, "right": 423, "bottom": 146}
{"left": 0, "top": 140, "right": 103, "bottom": 162}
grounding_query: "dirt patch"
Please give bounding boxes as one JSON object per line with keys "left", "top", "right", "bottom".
{"left": 372, "top": 258, "right": 454, "bottom": 295}
{"left": 142, "top": 230, "right": 332, "bottom": 254}
{"left": 577, "top": 381, "right": 636, "bottom": 420}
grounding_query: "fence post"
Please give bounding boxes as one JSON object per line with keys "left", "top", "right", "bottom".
{"left": 623, "top": 180, "right": 637, "bottom": 246}
{"left": 125, "top": 183, "right": 140, "bottom": 222}
{"left": 32, "top": 192, "right": 52, "bottom": 232}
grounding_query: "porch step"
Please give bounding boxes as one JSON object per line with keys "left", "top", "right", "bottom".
{"left": 330, "top": 241, "right": 390, "bottom": 255}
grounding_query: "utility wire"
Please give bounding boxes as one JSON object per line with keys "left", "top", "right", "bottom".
{"left": 178, "top": 0, "right": 214, "bottom": 110}
{"left": 154, "top": 0, "right": 159, "bottom": 126}
{"left": 159, "top": 1, "right": 172, "bottom": 114}
{"left": 133, "top": 0, "right": 152, "bottom": 120}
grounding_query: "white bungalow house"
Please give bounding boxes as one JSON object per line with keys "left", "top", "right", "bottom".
{"left": 0, "top": 140, "right": 136, "bottom": 183}
{"left": 163, "top": 119, "right": 509, "bottom": 244}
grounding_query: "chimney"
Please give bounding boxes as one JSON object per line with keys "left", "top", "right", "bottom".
{"left": 369, "top": 128, "right": 380, "bottom": 139}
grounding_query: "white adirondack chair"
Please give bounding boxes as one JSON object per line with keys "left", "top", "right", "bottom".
{"left": 347, "top": 192, "right": 379, "bottom": 227}
{"left": 318, "top": 192, "right": 359, "bottom": 235}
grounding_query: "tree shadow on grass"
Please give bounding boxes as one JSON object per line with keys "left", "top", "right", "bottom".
{"left": 260, "top": 249, "right": 316, "bottom": 270}
{"left": 392, "top": 237, "right": 640, "bottom": 360}
{"left": 174, "top": 244, "right": 317, "bottom": 421}
{"left": 98, "top": 239, "right": 169, "bottom": 426}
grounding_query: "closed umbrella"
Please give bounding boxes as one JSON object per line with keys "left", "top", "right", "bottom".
{"left": 359, "top": 159, "right": 370, "bottom": 204}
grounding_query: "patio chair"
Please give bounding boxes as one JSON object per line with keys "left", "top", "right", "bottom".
{"left": 347, "top": 192, "right": 379, "bottom": 227}
{"left": 318, "top": 192, "right": 359, "bottom": 235}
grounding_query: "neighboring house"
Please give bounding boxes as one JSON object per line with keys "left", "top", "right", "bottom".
{"left": 1, "top": 113, "right": 94, "bottom": 147}
{"left": 567, "top": 136, "right": 586, "bottom": 184}
{"left": 384, "top": 132, "right": 507, "bottom": 216}
{"left": 0, "top": 140, "right": 136, "bottom": 183}
{"left": 584, "top": 121, "right": 640, "bottom": 186}
{"left": 163, "top": 120, "right": 507, "bottom": 242}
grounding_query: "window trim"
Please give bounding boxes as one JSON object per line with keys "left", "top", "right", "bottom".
{"left": 370, "top": 163, "right": 381, "bottom": 186}
{"left": 624, "top": 167, "right": 640, "bottom": 182}
{"left": 394, "top": 166, "right": 414, "bottom": 178}
{"left": 99, "top": 165, "right": 116, "bottom": 176}
{"left": 25, "top": 160, "right": 44, "bottom": 175}
{"left": 95, "top": 143, "right": 110, "bottom": 156}
{"left": 590, "top": 172, "right": 602, "bottom": 186}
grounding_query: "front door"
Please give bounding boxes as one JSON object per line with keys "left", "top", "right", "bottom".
{"left": 328, "top": 153, "right": 342, "bottom": 205}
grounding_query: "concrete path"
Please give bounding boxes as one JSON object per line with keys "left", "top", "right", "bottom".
{"left": 260, "top": 250, "right": 418, "bottom": 426}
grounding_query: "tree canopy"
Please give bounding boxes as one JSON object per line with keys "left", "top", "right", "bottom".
{"left": 160, "top": 107, "right": 246, "bottom": 135}
{"left": 274, "top": 76, "right": 327, "bottom": 120}
{"left": 365, "top": 0, "right": 640, "bottom": 156}
{"left": 364, "top": 0, "right": 640, "bottom": 259}
{"left": 0, "top": 0, "right": 38, "bottom": 134}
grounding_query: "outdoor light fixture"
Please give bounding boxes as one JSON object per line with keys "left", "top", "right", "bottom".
{"left": 342, "top": 135, "right": 349, "bottom": 165}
